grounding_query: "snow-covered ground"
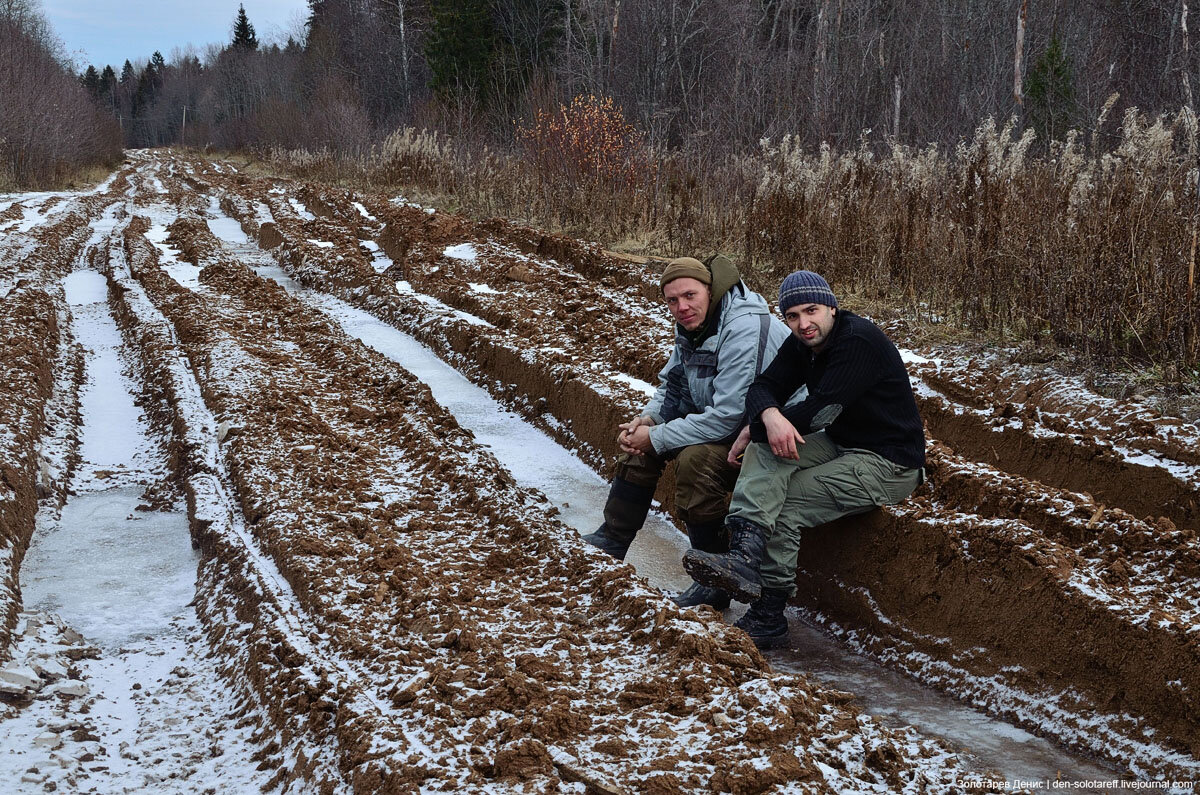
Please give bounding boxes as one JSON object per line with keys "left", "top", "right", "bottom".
{"left": 249, "top": 258, "right": 1122, "bottom": 788}
{"left": 4, "top": 153, "right": 1197, "bottom": 791}
{"left": 0, "top": 269, "right": 268, "bottom": 793}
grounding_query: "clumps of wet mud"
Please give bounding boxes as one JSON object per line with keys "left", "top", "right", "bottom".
{"left": 214, "top": 176, "right": 677, "bottom": 497}
{"left": 93, "top": 168, "right": 978, "bottom": 790}
{"left": 188, "top": 162, "right": 1200, "bottom": 768}
{"left": 0, "top": 289, "right": 62, "bottom": 659}
{"left": 118, "top": 152, "right": 1200, "bottom": 782}
{"left": 910, "top": 354, "right": 1200, "bottom": 529}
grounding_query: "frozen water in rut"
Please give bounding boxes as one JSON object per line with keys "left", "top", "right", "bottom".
{"left": 6, "top": 269, "right": 268, "bottom": 793}
{"left": 250, "top": 260, "right": 1120, "bottom": 785}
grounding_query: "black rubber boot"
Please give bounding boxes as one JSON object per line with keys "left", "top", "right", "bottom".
{"left": 734, "top": 587, "right": 790, "bottom": 649}
{"left": 582, "top": 477, "right": 655, "bottom": 561}
{"left": 681, "top": 516, "right": 766, "bottom": 603}
{"left": 673, "top": 521, "right": 731, "bottom": 610}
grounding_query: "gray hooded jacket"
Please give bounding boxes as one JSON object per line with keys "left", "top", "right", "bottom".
{"left": 644, "top": 276, "right": 791, "bottom": 454}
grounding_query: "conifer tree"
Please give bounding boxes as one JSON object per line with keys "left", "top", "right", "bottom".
{"left": 99, "top": 64, "right": 116, "bottom": 109}
{"left": 81, "top": 65, "right": 100, "bottom": 98}
{"left": 425, "top": 0, "right": 494, "bottom": 99}
{"left": 1025, "top": 34, "right": 1076, "bottom": 147}
{"left": 231, "top": 4, "right": 259, "bottom": 50}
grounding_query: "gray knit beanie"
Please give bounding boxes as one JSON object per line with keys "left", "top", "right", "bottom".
{"left": 778, "top": 270, "right": 838, "bottom": 311}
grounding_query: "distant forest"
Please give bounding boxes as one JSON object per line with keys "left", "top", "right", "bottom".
{"left": 6, "top": 0, "right": 1200, "bottom": 187}
{"left": 71, "top": 0, "right": 1200, "bottom": 155}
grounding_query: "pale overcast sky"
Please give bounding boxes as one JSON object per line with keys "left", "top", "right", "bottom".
{"left": 43, "top": 1, "right": 310, "bottom": 71}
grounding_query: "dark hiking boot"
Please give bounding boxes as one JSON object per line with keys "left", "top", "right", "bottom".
{"left": 582, "top": 476, "right": 655, "bottom": 561}
{"left": 734, "top": 588, "right": 790, "bottom": 649}
{"left": 582, "top": 523, "right": 637, "bottom": 560}
{"left": 672, "top": 521, "right": 731, "bottom": 610}
{"left": 672, "top": 581, "right": 731, "bottom": 610}
{"left": 681, "top": 517, "right": 766, "bottom": 603}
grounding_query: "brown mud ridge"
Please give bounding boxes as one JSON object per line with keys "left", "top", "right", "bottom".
{"left": 162, "top": 151, "right": 1200, "bottom": 780}
{"left": 0, "top": 153, "right": 971, "bottom": 791}
{"left": 0, "top": 201, "right": 92, "bottom": 658}
{"left": 6, "top": 149, "right": 1200, "bottom": 787}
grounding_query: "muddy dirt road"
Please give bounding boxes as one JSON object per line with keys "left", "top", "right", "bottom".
{"left": 1, "top": 150, "right": 1198, "bottom": 792}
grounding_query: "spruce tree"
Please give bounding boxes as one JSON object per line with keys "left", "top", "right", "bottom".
{"left": 1025, "top": 35, "right": 1076, "bottom": 146}
{"left": 99, "top": 65, "right": 117, "bottom": 109}
{"left": 232, "top": 4, "right": 259, "bottom": 50}
{"left": 81, "top": 65, "right": 100, "bottom": 99}
{"left": 425, "top": 0, "right": 494, "bottom": 99}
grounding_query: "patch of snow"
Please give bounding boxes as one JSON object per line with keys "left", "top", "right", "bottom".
{"left": 360, "top": 240, "right": 393, "bottom": 273}
{"left": 206, "top": 197, "right": 249, "bottom": 245}
{"left": 392, "top": 280, "right": 494, "bottom": 328}
{"left": 254, "top": 201, "right": 274, "bottom": 225}
{"left": 468, "top": 282, "right": 498, "bottom": 294}
{"left": 444, "top": 243, "right": 476, "bottom": 261}
{"left": 62, "top": 270, "right": 108, "bottom": 305}
{"left": 611, "top": 372, "right": 657, "bottom": 398}
{"left": 288, "top": 198, "right": 316, "bottom": 221}
{"left": 306, "top": 239, "right": 335, "bottom": 249}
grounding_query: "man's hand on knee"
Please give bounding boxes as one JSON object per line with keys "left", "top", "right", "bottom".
{"left": 762, "top": 407, "right": 805, "bottom": 459}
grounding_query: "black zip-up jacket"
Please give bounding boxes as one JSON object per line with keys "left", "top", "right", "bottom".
{"left": 745, "top": 310, "right": 925, "bottom": 468}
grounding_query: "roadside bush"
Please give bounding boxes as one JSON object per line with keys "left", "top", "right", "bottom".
{"left": 515, "top": 95, "right": 658, "bottom": 237}
{"left": 0, "top": 19, "right": 121, "bottom": 188}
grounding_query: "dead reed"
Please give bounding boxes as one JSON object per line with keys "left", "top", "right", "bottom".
{"left": 266, "top": 98, "right": 1200, "bottom": 373}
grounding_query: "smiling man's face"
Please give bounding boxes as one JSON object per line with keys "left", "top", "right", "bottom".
{"left": 783, "top": 302, "right": 836, "bottom": 351}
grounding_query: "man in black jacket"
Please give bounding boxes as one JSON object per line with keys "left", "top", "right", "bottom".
{"left": 683, "top": 270, "right": 925, "bottom": 648}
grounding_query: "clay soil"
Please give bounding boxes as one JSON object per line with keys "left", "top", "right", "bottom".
{"left": 2, "top": 150, "right": 1199, "bottom": 791}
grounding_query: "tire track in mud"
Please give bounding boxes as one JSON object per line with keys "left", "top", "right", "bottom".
{"left": 0, "top": 189, "right": 106, "bottom": 657}
{"left": 0, "top": 289, "right": 65, "bottom": 656}
{"left": 2, "top": 175, "right": 271, "bottom": 793}
{"left": 114, "top": 157, "right": 986, "bottom": 791}
{"left": 176, "top": 154, "right": 1200, "bottom": 780}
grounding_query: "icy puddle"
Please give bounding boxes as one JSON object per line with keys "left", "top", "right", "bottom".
{"left": 253, "top": 264, "right": 1124, "bottom": 787}
{"left": 1, "top": 269, "right": 267, "bottom": 794}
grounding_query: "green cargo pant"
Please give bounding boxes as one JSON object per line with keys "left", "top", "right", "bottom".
{"left": 727, "top": 432, "right": 922, "bottom": 593}
{"left": 615, "top": 443, "right": 740, "bottom": 526}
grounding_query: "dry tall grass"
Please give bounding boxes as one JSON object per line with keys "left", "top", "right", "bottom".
{"left": 266, "top": 97, "right": 1200, "bottom": 372}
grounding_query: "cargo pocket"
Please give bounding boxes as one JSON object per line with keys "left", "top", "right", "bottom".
{"left": 814, "top": 454, "right": 916, "bottom": 515}
{"left": 812, "top": 464, "right": 879, "bottom": 517}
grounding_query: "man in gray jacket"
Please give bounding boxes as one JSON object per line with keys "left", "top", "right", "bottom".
{"left": 584, "top": 255, "right": 790, "bottom": 610}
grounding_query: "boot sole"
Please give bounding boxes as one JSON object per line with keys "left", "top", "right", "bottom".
{"left": 682, "top": 552, "right": 762, "bottom": 603}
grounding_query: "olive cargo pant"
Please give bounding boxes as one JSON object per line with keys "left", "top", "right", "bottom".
{"left": 727, "top": 432, "right": 922, "bottom": 594}
{"left": 615, "top": 443, "right": 740, "bottom": 527}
